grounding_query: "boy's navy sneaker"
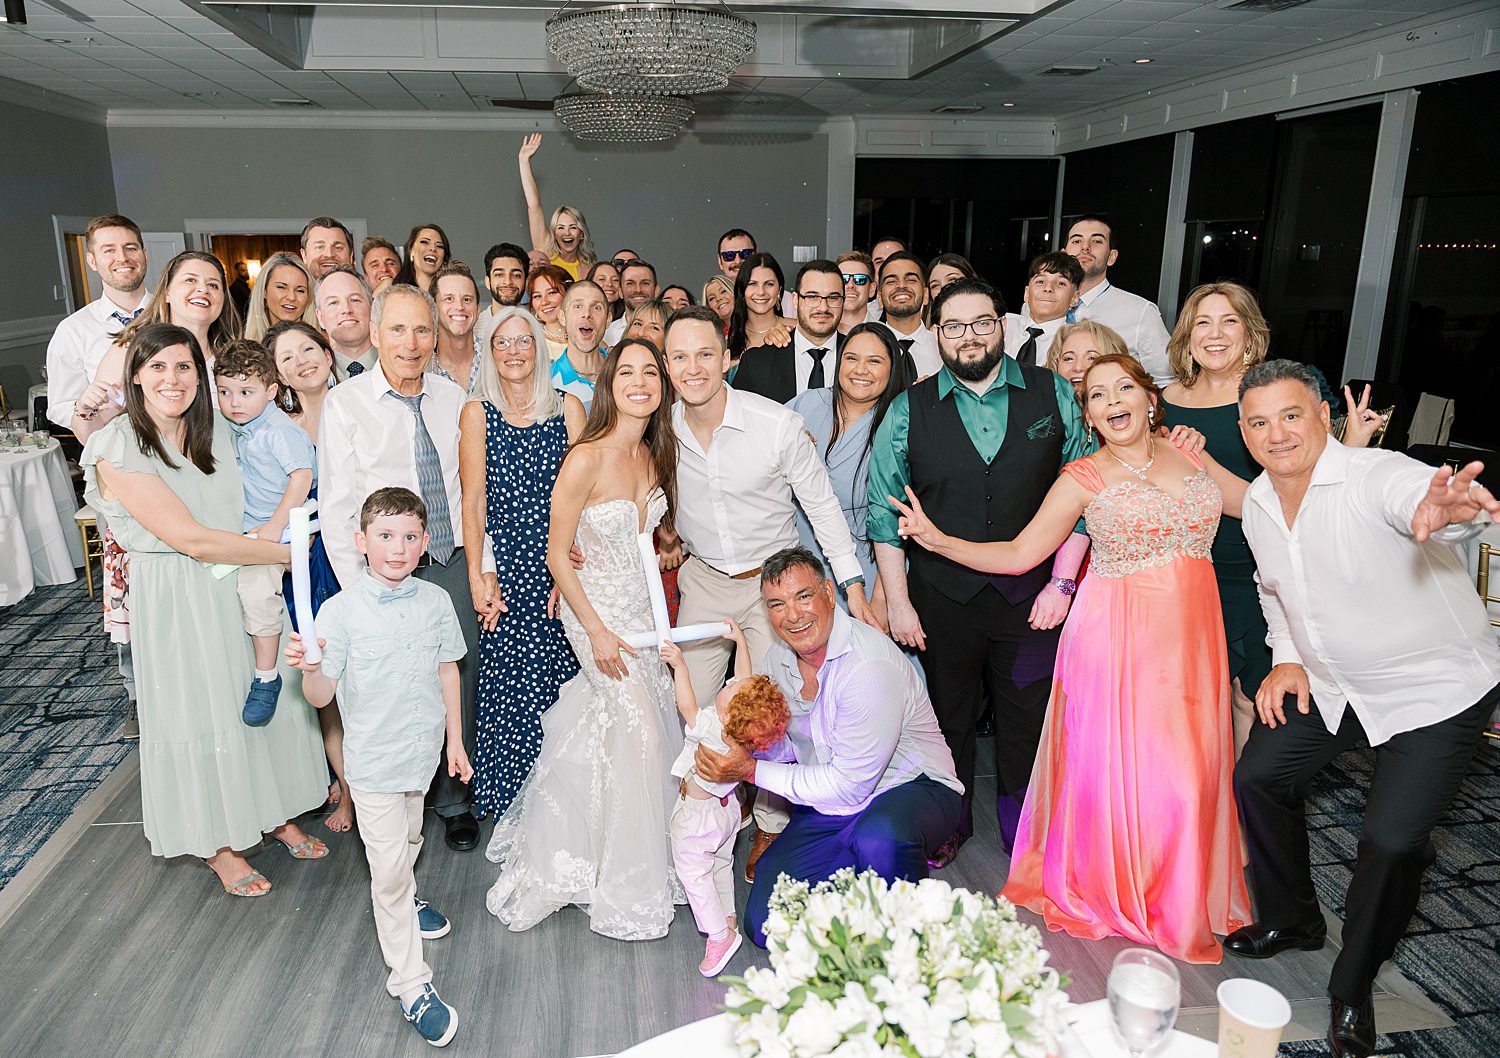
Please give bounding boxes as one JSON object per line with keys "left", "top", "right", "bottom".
{"left": 415, "top": 897, "right": 451, "bottom": 939}
{"left": 401, "top": 984, "right": 457, "bottom": 1047}
{"left": 242, "top": 675, "right": 282, "bottom": 727}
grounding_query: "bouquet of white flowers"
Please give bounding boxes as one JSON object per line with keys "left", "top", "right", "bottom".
{"left": 724, "top": 869, "right": 1070, "bottom": 1058}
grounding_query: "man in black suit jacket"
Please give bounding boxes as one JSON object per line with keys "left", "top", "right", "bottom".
{"left": 734, "top": 259, "right": 846, "bottom": 404}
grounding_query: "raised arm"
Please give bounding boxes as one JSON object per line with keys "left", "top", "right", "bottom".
{"left": 518, "top": 134, "right": 550, "bottom": 253}
{"left": 95, "top": 461, "right": 290, "bottom": 566}
{"left": 890, "top": 472, "right": 1092, "bottom": 576}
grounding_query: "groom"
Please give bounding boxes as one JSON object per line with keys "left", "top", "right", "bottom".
{"left": 866, "top": 277, "right": 1091, "bottom": 866}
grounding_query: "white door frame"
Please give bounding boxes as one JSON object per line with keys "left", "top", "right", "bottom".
{"left": 51, "top": 214, "right": 95, "bottom": 315}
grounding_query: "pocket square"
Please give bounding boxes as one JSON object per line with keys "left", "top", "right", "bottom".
{"left": 1026, "top": 414, "right": 1058, "bottom": 440}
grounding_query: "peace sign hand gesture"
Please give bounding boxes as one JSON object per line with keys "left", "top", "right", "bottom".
{"left": 888, "top": 486, "right": 948, "bottom": 553}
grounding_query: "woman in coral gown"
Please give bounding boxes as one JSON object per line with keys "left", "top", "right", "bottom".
{"left": 891, "top": 352, "right": 1251, "bottom": 963}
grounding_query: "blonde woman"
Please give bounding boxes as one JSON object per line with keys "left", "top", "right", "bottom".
{"left": 702, "top": 275, "right": 734, "bottom": 330}
{"left": 244, "top": 251, "right": 317, "bottom": 342}
{"left": 1045, "top": 320, "right": 1128, "bottom": 395}
{"left": 518, "top": 134, "right": 596, "bottom": 280}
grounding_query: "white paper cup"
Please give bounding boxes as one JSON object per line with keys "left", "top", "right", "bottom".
{"left": 1217, "top": 979, "right": 1292, "bottom": 1058}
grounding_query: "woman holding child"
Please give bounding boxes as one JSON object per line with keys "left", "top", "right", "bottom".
{"left": 485, "top": 337, "right": 687, "bottom": 940}
{"left": 82, "top": 322, "right": 328, "bottom": 897}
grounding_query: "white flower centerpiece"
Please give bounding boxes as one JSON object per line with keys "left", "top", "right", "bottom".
{"left": 724, "top": 869, "right": 1071, "bottom": 1058}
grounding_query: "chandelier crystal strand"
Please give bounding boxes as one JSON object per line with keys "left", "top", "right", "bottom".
{"left": 547, "top": 2, "right": 757, "bottom": 96}
{"left": 553, "top": 92, "right": 694, "bottom": 142}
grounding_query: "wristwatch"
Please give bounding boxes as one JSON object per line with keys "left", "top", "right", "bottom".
{"left": 837, "top": 575, "right": 866, "bottom": 595}
{"left": 1049, "top": 577, "right": 1077, "bottom": 596}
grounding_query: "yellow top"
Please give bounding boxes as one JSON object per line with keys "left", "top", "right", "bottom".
{"left": 550, "top": 255, "right": 581, "bottom": 280}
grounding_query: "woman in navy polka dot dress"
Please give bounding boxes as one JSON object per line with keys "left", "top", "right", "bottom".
{"left": 460, "top": 308, "right": 587, "bottom": 818}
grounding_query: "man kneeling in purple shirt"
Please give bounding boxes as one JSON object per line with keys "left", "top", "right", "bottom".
{"left": 695, "top": 546, "right": 965, "bottom": 946}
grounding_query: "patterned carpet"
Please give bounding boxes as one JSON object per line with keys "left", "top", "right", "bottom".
{"left": 0, "top": 579, "right": 1497, "bottom": 1055}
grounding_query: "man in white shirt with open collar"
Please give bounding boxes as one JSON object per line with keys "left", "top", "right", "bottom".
{"left": 1064, "top": 214, "right": 1174, "bottom": 386}
{"left": 661, "top": 305, "right": 879, "bottom": 880}
{"left": 1227, "top": 359, "right": 1500, "bottom": 1058}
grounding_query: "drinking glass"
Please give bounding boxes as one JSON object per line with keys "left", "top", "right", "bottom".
{"left": 1107, "top": 948, "right": 1180, "bottom": 1056}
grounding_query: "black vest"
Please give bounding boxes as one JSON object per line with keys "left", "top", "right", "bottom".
{"left": 905, "top": 365, "right": 1064, "bottom": 605}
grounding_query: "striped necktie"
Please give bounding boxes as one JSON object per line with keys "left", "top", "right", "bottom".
{"left": 109, "top": 307, "right": 142, "bottom": 327}
{"left": 391, "top": 392, "right": 455, "bottom": 565}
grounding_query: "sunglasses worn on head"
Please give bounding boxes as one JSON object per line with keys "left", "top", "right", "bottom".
{"left": 719, "top": 248, "right": 756, "bottom": 263}
{"left": 841, "top": 273, "right": 871, "bottom": 286}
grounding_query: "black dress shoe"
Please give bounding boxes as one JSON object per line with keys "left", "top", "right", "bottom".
{"left": 1328, "top": 995, "right": 1375, "bottom": 1058}
{"left": 442, "top": 811, "right": 480, "bottom": 852}
{"left": 927, "top": 831, "right": 968, "bottom": 870}
{"left": 1224, "top": 919, "right": 1327, "bottom": 958}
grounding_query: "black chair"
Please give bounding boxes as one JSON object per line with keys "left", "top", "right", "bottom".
{"left": 1404, "top": 444, "right": 1500, "bottom": 494}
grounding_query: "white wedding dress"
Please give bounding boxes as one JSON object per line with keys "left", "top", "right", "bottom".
{"left": 485, "top": 489, "right": 686, "bottom": 940}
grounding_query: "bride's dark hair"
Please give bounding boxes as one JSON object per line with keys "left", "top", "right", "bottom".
{"left": 570, "top": 336, "right": 678, "bottom": 530}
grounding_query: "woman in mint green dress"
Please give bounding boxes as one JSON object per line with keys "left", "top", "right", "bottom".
{"left": 83, "top": 323, "right": 329, "bottom": 896}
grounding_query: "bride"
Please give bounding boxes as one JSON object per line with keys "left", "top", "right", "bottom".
{"left": 486, "top": 337, "right": 685, "bottom": 940}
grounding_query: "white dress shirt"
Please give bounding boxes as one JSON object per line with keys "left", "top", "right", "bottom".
{"left": 317, "top": 362, "right": 467, "bottom": 589}
{"left": 1243, "top": 440, "right": 1500, "bottom": 745}
{"left": 673, "top": 386, "right": 862, "bottom": 585}
{"left": 1073, "top": 279, "right": 1174, "bottom": 386}
{"left": 793, "top": 328, "right": 838, "bottom": 396}
{"left": 602, "top": 315, "right": 628, "bottom": 350}
{"left": 756, "top": 607, "right": 962, "bottom": 815}
{"left": 877, "top": 320, "right": 941, "bottom": 378}
{"left": 1002, "top": 311, "right": 1067, "bottom": 367}
{"left": 45, "top": 290, "right": 149, "bottom": 429}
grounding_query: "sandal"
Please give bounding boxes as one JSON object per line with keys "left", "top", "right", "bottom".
{"left": 204, "top": 859, "right": 272, "bottom": 897}
{"left": 275, "top": 835, "right": 329, "bottom": 860}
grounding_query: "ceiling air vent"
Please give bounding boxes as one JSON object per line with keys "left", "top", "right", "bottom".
{"left": 487, "top": 98, "right": 556, "bottom": 111}
{"left": 1214, "top": 0, "right": 1316, "bottom": 11}
{"left": 269, "top": 97, "right": 317, "bottom": 107}
{"left": 1041, "top": 64, "right": 1099, "bottom": 77}
{"left": 931, "top": 104, "right": 984, "bottom": 114}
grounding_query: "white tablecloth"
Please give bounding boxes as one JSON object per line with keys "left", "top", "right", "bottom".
{"left": 0, "top": 440, "right": 82, "bottom": 605}
{"left": 616, "top": 1000, "right": 1216, "bottom": 1057}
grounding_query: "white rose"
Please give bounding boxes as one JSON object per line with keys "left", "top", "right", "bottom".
{"left": 785, "top": 995, "right": 844, "bottom": 1057}
{"left": 778, "top": 929, "right": 820, "bottom": 982}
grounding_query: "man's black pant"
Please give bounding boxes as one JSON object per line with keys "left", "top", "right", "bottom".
{"left": 910, "top": 577, "right": 1059, "bottom": 850}
{"left": 1234, "top": 682, "right": 1498, "bottom": 1003}
{"left": 416, "top": 546, "right": 480, "bottom": 818}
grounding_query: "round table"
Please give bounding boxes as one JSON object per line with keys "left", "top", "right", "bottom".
{"left": 0, "top": 439, "right": 82, "bottom": 605}
{"left": 617, "top": 1000, "right": 1216, "bottom": 1057}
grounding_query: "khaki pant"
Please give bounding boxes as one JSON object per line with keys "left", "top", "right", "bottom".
{"left": 349, "top": 786, "right": 430, "bottom": 1002}
{"left": 676, "top": 557, "right": 789, "bottom": 832}
{"left": 669, "top": 785, "right": 741, "bottom": 935}
{"left": 235, "top": 563, "right": 285, "bottom": 638}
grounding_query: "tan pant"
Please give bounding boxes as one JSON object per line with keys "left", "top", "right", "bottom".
{"left": 676, "top": 557, "right": 789, "bottom": 833}
{"left": 235, "top": 562, "right": 285, "bottom": 638}
{"left": 349, "top": 786, "right": 430, "bottom": 1001}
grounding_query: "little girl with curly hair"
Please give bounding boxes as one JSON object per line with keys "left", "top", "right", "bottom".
{"left": 660, "top": 622, "right": 790, "bottom": 978}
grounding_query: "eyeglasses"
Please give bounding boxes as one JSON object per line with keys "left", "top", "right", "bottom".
{"left": 608, "top": 258, "right": 633, "bottom": 269}
{"left": 797, "top": 292, "right": 845, "bottom": 305}
{"left": 718, "top": 248, "right": 756, "bottom": 263}
{"left": 841, "top": 273, "right": 871, "bottom": 286}
{"left": 937, "top": 317, "right": 1000, "bottom": 340}
{"left": 492, "top": 336, "right": 536, "bottom": 351}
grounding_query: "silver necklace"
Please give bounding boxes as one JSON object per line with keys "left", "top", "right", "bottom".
{"left": 1109, "top": 438, "right": 1156, "bottom": 480}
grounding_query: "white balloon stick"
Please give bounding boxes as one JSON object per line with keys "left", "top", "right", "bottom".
{"left": 622, "top": 622, "right": 731, "bottom": 651}
{"left": 621, "top": 530, "right": 729, "bottom": 650}
{"left": 289, "top": 506, "right": 322, "bottom": 665}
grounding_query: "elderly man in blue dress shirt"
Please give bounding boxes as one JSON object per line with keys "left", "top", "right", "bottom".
{"left": 695, "top": 546, "right": 964, "bottom": 947}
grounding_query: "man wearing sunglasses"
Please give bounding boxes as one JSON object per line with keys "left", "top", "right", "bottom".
{"left": 867, "top": 276, "right": 1092, "bottom": 869}
{"left": 835, "top": 250, "right": 877, "bottom": 332}
{"left": 716, "top": 228, "right": 757, "bottom": 279}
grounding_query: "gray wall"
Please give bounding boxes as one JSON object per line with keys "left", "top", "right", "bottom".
{"left": 0, "top": 98, "right": 117, "bottom": 401}
{"left": 106, "top": 125, "right": 832, "bottom": 297}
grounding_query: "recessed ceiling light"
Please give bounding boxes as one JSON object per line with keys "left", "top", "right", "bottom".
{"left": 1134, "top": 57, "right": 1154, "bottom": 64}
{"left": 1001, "top": 101, "right": 1016, "bottom": 107}
{"left": 44, "top": 37, "right": 71, "bottom": 44}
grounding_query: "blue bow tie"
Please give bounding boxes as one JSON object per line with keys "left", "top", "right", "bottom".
{"left": 377, "top": 582, "right": 419, "bottom": 604}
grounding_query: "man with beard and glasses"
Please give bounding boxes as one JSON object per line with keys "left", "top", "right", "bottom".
{"left": 875, "top": 252, "right": 941, "bottom": 378}
{"left": 474, "top": 243, "right": 529, "bottom": 358}
{"left": 868, "top": 277, "right": 1091, "bottom": 868}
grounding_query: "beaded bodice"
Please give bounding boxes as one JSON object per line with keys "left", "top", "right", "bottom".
{"left": 1081, "top": 468, "right": 1222, "bottom": 579}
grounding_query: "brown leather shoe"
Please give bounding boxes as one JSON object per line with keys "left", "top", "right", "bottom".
{"left": 744, "top": 828, "right": 778, "bottom": 884}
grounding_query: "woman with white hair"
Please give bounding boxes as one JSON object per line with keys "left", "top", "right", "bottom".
{"left": 518, "top": 133, "right": 597, "bottom": 280}
{"left": 459, "top": 307, "right": 588, "bottom": 818}
{"left": 243, "top": 251, "right": 318, "bottom": 341}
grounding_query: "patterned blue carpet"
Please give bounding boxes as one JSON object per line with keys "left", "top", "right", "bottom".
{"left": 0, "top": 579, "right": 1496, "bottom": 1055}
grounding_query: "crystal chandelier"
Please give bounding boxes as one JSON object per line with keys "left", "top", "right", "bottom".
{"left": 546, "top": 2, "right": 757, "bottom": 96}
{"left": 553, "top": 92, "right": 695, "bottom": 142}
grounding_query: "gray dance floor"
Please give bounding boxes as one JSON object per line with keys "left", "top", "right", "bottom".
{"left": 0, "top": 745, "right": 1448, "bottom": 1058}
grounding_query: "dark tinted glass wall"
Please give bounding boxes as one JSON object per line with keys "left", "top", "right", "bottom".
{"left": 1060, "top": 133, "right": 1175, "bottom": 303}
{"left": 853, "top": 158, "right": 1059, "bottom": 299}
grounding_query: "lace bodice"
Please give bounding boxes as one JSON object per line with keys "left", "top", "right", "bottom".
{"left": 1078, "top": 467, "right": 1222, "bottom": 579}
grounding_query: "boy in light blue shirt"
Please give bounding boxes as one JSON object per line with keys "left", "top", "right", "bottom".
{"left": 215, "top": 338, "right": 314, "bottom": 727}
{"left": 286, "top": 486, "right": 470, "bottom": 1049}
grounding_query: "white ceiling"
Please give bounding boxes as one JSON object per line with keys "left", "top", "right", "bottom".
{"left": 0, "top": 0, "right": 1453, "bottom": 120}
